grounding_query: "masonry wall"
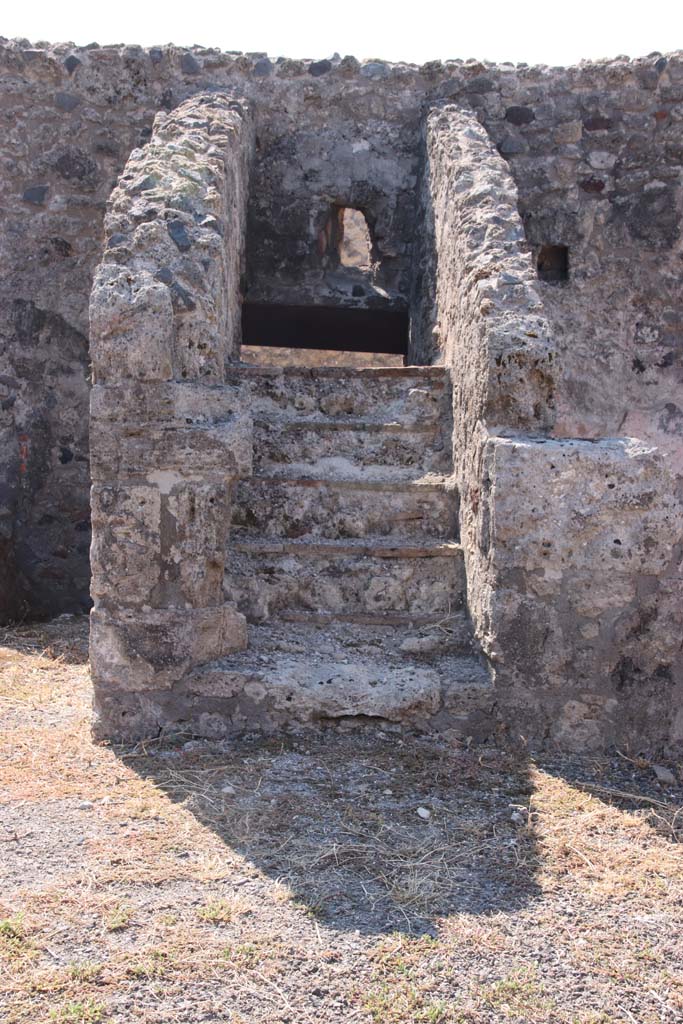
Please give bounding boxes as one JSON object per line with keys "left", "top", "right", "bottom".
{"left": 415, "top": 105, "right": 683, "bottom": 752}
{"left": 1, "top": 40, "right": 682, "bottom": 624}
{"left": 88, "top": 93, "right": 255, "bottom": 740}
{"left": 483, "top": 59, "right": 683, "bottom": 473}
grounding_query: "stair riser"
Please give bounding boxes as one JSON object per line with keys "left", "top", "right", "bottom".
{"left": 253, "top": 424, "right": 449, "bottom": 474}
{"left": 178, "top": 657, "right": 493, "bottom": 733}
{"left": 229, "top": 374, "right": 449, "bottom": 426}
{"left": 225, "top": 550, "right": 466, "bottom": 621}
{"left": 232, "top": 479, "right": 457, "bottom": 541}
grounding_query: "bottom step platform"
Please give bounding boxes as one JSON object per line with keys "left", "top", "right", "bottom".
{"left": 178, "top": 620, "right": 493, "bottom": 736}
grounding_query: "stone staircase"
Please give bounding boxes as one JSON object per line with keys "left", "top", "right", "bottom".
{"left": 209, "top": 365, "right": 492, "bottom": 734}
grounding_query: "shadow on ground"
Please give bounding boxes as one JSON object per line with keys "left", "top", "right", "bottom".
{"left": 0, "top": 615, "right": 90, "bottom": 665}
{"left": 3, "top": 618, "right": 681, "bottom": 937}
{"left": 128, "top": 732, "right": 542, "bottom": 936}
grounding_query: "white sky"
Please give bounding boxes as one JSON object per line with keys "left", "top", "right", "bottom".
{"left": 2, "top": 0, "right": 682, "bottom": 67}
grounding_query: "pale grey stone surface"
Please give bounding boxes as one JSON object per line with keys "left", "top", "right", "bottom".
{"left": 92, "top": 620, "right": 493, "bottom": 740}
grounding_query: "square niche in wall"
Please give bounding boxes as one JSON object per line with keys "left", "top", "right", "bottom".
{"left": 537, "top": 244, "right": 569, "bottom": 283}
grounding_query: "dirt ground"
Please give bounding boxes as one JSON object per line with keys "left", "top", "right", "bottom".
{"left": 1, "top": 618, "right": 682, "bottom": 1024}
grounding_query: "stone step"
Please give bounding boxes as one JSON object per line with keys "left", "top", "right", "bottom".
{"left": 227, "top": 365, "right": 449, "bottom": 381}
{"left": 225, "top": 538, "right": 466, "bottom": 622}
{"left": 232, "top": 537, "right": 462, "bottom": 558}
{"left": 252, "top": 418, "right": 449, "bottom": 476}
{"left": 232, "top": 475, "right": 457, "bottom": 541}
{"left": 274, "top": 609, "right": 473, "bottom": 637}
{"left": 225, "top": 364, "right": 450, "bottom": 426}
{"left": 184, "top": 619, "right": 492, "bottom": 734}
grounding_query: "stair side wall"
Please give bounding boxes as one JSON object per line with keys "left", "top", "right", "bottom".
{"left": 88, "top": 94, "right": 255, "bottom": 740}
{"left": 416, "top": 105, "right": 683, "bottom": 752}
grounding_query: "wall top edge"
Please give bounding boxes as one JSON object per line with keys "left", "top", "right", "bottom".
{"left": 1, "top": 38, "right": 682, "bottom": 84}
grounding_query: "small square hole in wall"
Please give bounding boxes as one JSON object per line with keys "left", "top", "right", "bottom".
{"left": 537, "top": 244, "right": 569, "bottom": 283}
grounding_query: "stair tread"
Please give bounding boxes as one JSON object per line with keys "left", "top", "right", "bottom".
{"left": 227, "top": 365, "right": 448, "bottom": 381}
{"left": 276, "top": 610, "right": 461, "bottom": 627}
{"left": 232, "top": 537, "right": 461, "bottom": 557}
{"left": 254, "top": 417, "right": 439, "bottom": 434}
{"left": 190, "top": 642, "right": 491, "bottom": 723}
{"left": 206, "top": 651, "right": 489, "bottom": 688}
{"left": 241, "top": 472, "right": 454, "bottom": 489}
{"left": 209, "top": 618, "right": 487, "bottom": 676}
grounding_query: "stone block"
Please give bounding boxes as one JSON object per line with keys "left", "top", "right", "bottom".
{"left": 164, "top": 481, "right": 231, "bottom": 607}
{"left": 90, "top": 416, "right": 253, "bottom": 483}
{"left": 554, "top": 120, "right": 583, "bottom": 144}
{"left": 485, "top": 435, "right": 680, "bottom": 583}
{"left": 89, "top": 265, "right": 174, "bottom": 384}
{"left": 90, "top": 381, "right": 245, "bottom": 430}
{"left": 90, "top": 483, "right": 161, "bottom": 608}
{"left": 91, "top": 479, "right": 232, "bottom": 609}
{"left": 473, "top": 431, "right": 683, "bottom": 750}
{"left": 90, "top": 605, "right": 247, "bottom": 691}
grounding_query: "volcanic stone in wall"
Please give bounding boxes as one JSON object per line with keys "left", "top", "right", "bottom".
{"left": 0, "top": 299, "right": 90, "bottom": 620}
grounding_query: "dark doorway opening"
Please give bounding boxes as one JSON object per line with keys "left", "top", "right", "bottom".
{"left": 241, "top": 303, "right": 409, "bottom": 356}
{"left": 537, "top": 244, "right": 569, "bottom": 283}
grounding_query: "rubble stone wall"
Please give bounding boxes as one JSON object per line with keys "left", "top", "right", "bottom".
{"left": 1, "top": 41, "right": 682, "bottom": 618}
{"left": 88, "top": 94, "right": 254, "bottom": 740}
{"left": 417, "top": 104, "right": 683, "bottom": 751}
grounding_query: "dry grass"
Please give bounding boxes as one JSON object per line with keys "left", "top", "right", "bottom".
{"left": 1, "top": 618, "right": 682, "bottom": 1023}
